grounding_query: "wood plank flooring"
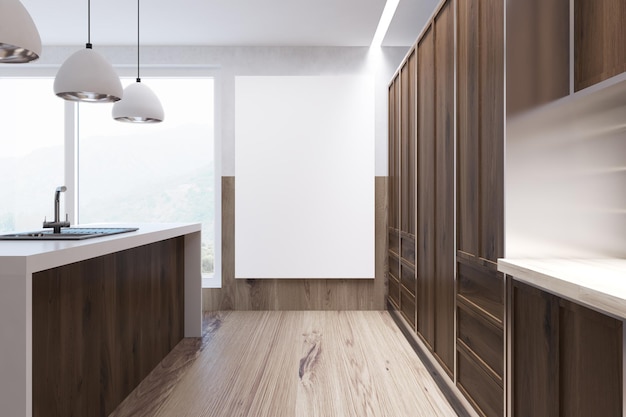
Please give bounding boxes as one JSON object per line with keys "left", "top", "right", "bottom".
{"left": 110, "top": 311, "right": 458, "bottom": 417}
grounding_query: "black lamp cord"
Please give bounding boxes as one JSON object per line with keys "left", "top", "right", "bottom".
{"left": 86, "top": 0, "right": 92, "bottom": 48}
{"left": 137, "top": 0, "right": 141, "bottom": 83}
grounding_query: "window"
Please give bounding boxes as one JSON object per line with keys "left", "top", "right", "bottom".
{"left": 78, "top": 77, "right": 216, "bottom": 274}
{"left": 0, "top": 74, "right": 219, "bottom": 284}
{"left": 0, "top": 78, "right": 65, "bottom": 232}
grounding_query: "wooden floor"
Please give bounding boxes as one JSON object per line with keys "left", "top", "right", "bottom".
{"left": 110, "top": 311, "right": 459, "bottom": 417}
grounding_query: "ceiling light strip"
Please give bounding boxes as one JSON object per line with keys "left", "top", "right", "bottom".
{"left": 370, "top": 0, "right": 400, "bottom": 48}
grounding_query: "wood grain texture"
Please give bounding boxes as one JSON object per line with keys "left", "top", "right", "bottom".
{"left": 457, "top": 0, "right": 504, "bottom": 263}
{"left": 456, "top": 1, "right": 505, "bottom": 413}
{"left": 111, "top": 311, "right": 459, "bottom": 417}
{"left": 457, "top": 259, "right": 504, "bottom": 323}
{"left": 457, "top": 300, "right": 503, "bottom": 379}
{"left": 511, "top": 280, "right": 559, "bottom": 417}
{"left": 32, "top": 237, "right": 185, "bottom": 417}
{"left": 417, "top": 24, "right": 436, "bottom": 350}
{"left": 400, "top": 59, "right": 410, "bottom": 235}
{"left": 479, "top": 0, "right": 504, "bottom": 263}
{"left": 401, "top": 49, "right": 417, "bottom": 237}
{"left": 457, "top": 346, "right": 503, "bottom": 417}
{"left": 203, "top": 177, "right": 387, "bottom": 311}
{"left": 575, "top": 0, "right": 626, "bottom": 91}
{"left": 506, "top": 0, "right": 569, "bottom": 114}
{"left": 434, "top": 0, "right": 455, "bottom": 375}
{"left": 511, "top": 279, "right": 623, "bottom": 417}
{"left": 457, "top": 0, "right": 480, "bottom": 257}
{"left": 389, "top": 76, "right": 399, "bottom": 232}
{"left": 110, "top": 312, "right": 226, "bottom": 417}
{"left": 558, "top": 298, "right": 622, "bottom": 417}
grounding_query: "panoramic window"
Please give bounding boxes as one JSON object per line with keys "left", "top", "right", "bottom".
{"left": 0, "top": 78, "right": 65, "bottom": 233}
{"left": 78, "top": 77, "right": 216, "bottom": 274}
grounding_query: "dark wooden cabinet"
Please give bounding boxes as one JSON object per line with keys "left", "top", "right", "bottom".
{"left": 400, "top": 49, "right": 417, "bottom": 327}
{"left": 387, "top": 75, "right": 401, "bottom": 311}
{"left": 575, "top": 0, "right": 626, "bottom": 91}
{"left": 456, "top": 0, "right": 505, "bottom": 414}
{"left": 457, "top": 0, "right": 504, "bottom": 265}
{"left": 433, "top": 0, "right": 455, "bottom": 375}
{"left": 511, "top": 279, "right": 622, "bottom": 417}
{"left": 506, "top": 0, "right": 570, "bottom": 115}
{"left": 388, "top": 50, "right": 417, "bottom": 328}
{"left": 417, "top": 23, "right": 436, "bottom": 351}
{"left": 507, "top": 0, "right": 626, "bottom": 112}
{"left": 387, "top": 0, "right": 455, "bottom": 376}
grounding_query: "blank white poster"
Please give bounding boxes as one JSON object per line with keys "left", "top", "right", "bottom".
{"left": 235, "top": 75, "right": 375, "bottom": 279}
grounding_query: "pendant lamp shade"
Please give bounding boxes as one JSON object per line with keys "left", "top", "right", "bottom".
{"left": 0, "top": 0, "right": 42, "bottom": 63}
{"left": 112, "top": 0, "right": 163, "bottom": 123}
{"left": 54, "top": 45, "right": 123, "bottom": 102}
{"left": 54, "top": 0, "right": 122, "bottom": 103}
{"left": 112, "top": 81, "right": 164, "bottom": 123}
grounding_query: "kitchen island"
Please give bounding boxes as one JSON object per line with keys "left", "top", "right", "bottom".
{"left": 0, "top": 223, "right": 202, "bottom": 417}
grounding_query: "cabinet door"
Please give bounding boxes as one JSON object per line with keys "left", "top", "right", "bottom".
{"left": 434, "top": 0, "right": 455, "bottom": 374}
{"left": 506, "top": 0, "right": 570, "bottom": 114}
{"left": 575, "top": 0, "right": 626, "bottom": 91}
{"left": 387, "top": 77, "right": 400, "bottom": 308}
{"left": 511, "top": 280, "right": 560, "bottom": 417}
{"left": 479, "top": 0, "right": 504, "bottom": 262}
{"left": 388, "top": 76, "right": 400, "bottom": 253}
{"left": 458, "top": 0, "right": 504, "bottom": 265}
{"left": 512, "top": 279, "right": 623, "bottom": 417}
{"left": 399, "top": 51, "right": 417, "bottom": 327}
{"left": 457, "top": 0, "right": 480, "bottom": 258}
{"left": 417, "top": 24, "right": 436, "bottom": 349}
{"left": 559, "top": 299, "right": 622, "bottom": 417}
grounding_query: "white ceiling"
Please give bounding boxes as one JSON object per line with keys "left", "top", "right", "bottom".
{"left": 20, "top": 0, "right": 439, "bottom": 47}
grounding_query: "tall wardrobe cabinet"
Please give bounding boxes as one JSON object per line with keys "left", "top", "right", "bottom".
{"left": 387, "top": 0, "right": 456, "bottom": 376}
{"left": 387, "top": 0, "right": 505, "bottom": 416}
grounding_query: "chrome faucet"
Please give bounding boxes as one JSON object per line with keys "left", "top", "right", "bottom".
{"left": 43, "top": 186, "right": 70, "bottom": 233}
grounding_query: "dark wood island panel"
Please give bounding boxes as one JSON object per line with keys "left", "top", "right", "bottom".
{"left": 32, "top": 237, "right": 185, "bottom": 417}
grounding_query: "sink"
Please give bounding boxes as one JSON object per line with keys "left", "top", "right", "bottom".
{"left": 0, "top": 227, "right": 139, "bottom": 240}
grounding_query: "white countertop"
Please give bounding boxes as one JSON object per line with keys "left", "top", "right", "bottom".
{"left": 498, "top": 258, "right": 626, "bottom": 320}
{"left": 0, "top": 223, "right": 201, "bottom": 276}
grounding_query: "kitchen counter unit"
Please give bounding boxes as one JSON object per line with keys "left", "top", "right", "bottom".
{"left": 498, "top": 258, "right": 626, "bottom": 319}
{"left": 500, "top": 258, "right": 626, "bottom": 417}
{"left": 0, "top": 223, "right": 202, "bottom": 417}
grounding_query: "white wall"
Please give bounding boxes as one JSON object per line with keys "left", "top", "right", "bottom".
{"left": 506, "top": 77, "right": 626, "bottom": 258}
{"left": 6, "top": 45, "right": 408, "bottom": 177}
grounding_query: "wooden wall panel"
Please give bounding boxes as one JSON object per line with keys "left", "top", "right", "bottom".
{"left": 417, "top": 26, "right": 436, "bottom": 348}
{"left": 203, "top": 176, "right": 387, "bottom": 311}
{"left": 434, "top": 0, "right": 455, "bottom": 374}
{"left": 32, "top": 238, "right": 185, "bottom": 417}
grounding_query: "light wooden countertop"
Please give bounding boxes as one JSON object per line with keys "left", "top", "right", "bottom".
{"left": 498, "top": 258, "right": 626, "bottom": 320}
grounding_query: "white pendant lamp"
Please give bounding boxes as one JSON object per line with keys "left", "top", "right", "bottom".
{"left": 54, "top": 0, "right": 122, "bottom": 102}
{"left": 0, "top": 0, "right": 42, "bottom": 63}
{"left": 112, "top": 0, "right": 163, "bottom": 123}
